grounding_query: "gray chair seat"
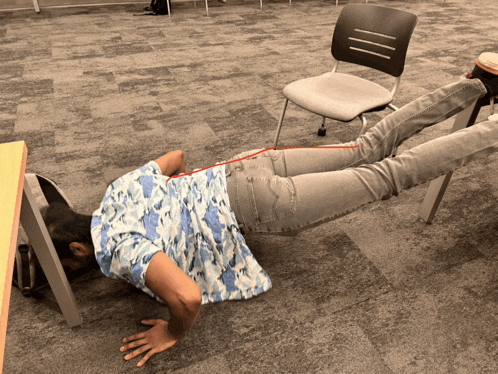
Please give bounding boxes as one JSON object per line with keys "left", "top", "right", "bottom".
{"left": 283, "top": 72, "right": 393, "bottom": 122}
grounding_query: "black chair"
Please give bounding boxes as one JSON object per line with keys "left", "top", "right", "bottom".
{"left": 273, "top": 3, "right": 418, "bottom": 146}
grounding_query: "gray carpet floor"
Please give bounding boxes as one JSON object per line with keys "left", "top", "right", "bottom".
{"left": 3, "top": 0, "right": 498, "bottom": 373}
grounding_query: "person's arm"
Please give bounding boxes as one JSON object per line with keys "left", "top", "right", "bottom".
{"left": 154, "top": 150, "right": 185, "bottom": 177}
{"left": 145, "top": 252, "right": 201, "bottom": 338}
{"left": 120, "top": 252, "right": 202, "bottom": 367}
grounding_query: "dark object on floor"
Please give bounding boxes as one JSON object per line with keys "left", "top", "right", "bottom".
{"left": 144, "top": 0, "right": 171, "bottom": 15}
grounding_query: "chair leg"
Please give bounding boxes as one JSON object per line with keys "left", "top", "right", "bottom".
{"left": 274, "top": 99, "right": 289, "bottom": 147}
{"left": 167, "top": 0, "right": 171, "bottom": 18}
{"left": 358, "top": 114, "right": 368, "bottom": 136}
{"left": 386, "top": 104, "right": 400, "bottom": 156}
{"left": 205, "top": 0, "right": 209, "bottom": 16}
{"left": 20, "top": 179, "right": 83, "bottom": 328}
{"left": 33, "top": 0, "right": 40, "bottom": 12}
{"left": 318, "top": 117, "right": 326, "bottom": 136}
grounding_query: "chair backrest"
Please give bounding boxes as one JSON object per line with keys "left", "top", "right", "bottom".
{"left": 331, "top": 4, "right": 418, "bottom": 77}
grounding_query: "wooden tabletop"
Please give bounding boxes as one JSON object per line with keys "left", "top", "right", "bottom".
{"left": 0, "top": 141, "right": 28, "bottom": 374}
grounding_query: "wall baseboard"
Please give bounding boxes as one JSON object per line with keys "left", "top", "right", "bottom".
{"left": 0, "top": 0, "right": 152, "bottom": 12}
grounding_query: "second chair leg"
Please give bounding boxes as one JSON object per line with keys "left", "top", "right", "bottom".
{"left": 358, "top": 113, "right": 369, "bottom": 136}
{"left": 274, "top": 99, "right": 289, "bottom": 147}
{"left": 318, "top": 116, "right": 326, "bottom": 136}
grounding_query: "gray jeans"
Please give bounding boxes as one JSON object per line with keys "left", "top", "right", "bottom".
{"left": 225, "top": 79, "right": 494, "bottom": 234}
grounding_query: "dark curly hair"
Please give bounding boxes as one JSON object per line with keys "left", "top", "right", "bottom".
{"left": 43, "top": 203, "right": 98, "bottom": 275}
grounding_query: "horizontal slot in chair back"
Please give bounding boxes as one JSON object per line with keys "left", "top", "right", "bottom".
{"left": 332, "top": 4, "right": 418, "bottom": 77}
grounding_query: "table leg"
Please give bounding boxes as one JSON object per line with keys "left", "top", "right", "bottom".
{"left": 19, "top": 177, "right": 82, "bottom": 328}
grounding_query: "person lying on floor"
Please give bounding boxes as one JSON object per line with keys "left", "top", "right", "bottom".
{"left": 43, "top": 52, "right": 498, "bottom": 367}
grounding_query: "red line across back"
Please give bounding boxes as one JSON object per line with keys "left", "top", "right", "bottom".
{"left": 167, "top": 145, "right": 359, "bottom": 182}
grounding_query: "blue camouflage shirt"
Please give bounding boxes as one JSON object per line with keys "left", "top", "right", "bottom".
{"left": 90, "top": 161, "right": 272, "bottom": 304}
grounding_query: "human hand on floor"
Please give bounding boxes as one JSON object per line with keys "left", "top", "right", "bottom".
{"left": 120, "top": 319, "right": 180, "bottom": 367}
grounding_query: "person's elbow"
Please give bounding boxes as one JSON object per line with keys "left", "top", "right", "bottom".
{"left": 178, "top": 283, "right": 202, "bottom": 318}
{"left": 174, "top": 150, "right": 184, "bottom": 161}
{"left": 173, "top": 150, "right": 185, "bottom": 175}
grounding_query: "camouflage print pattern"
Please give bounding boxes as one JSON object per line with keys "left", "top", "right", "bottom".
{"left": 91, "top": 161, "right": 272, "bottom": 304}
